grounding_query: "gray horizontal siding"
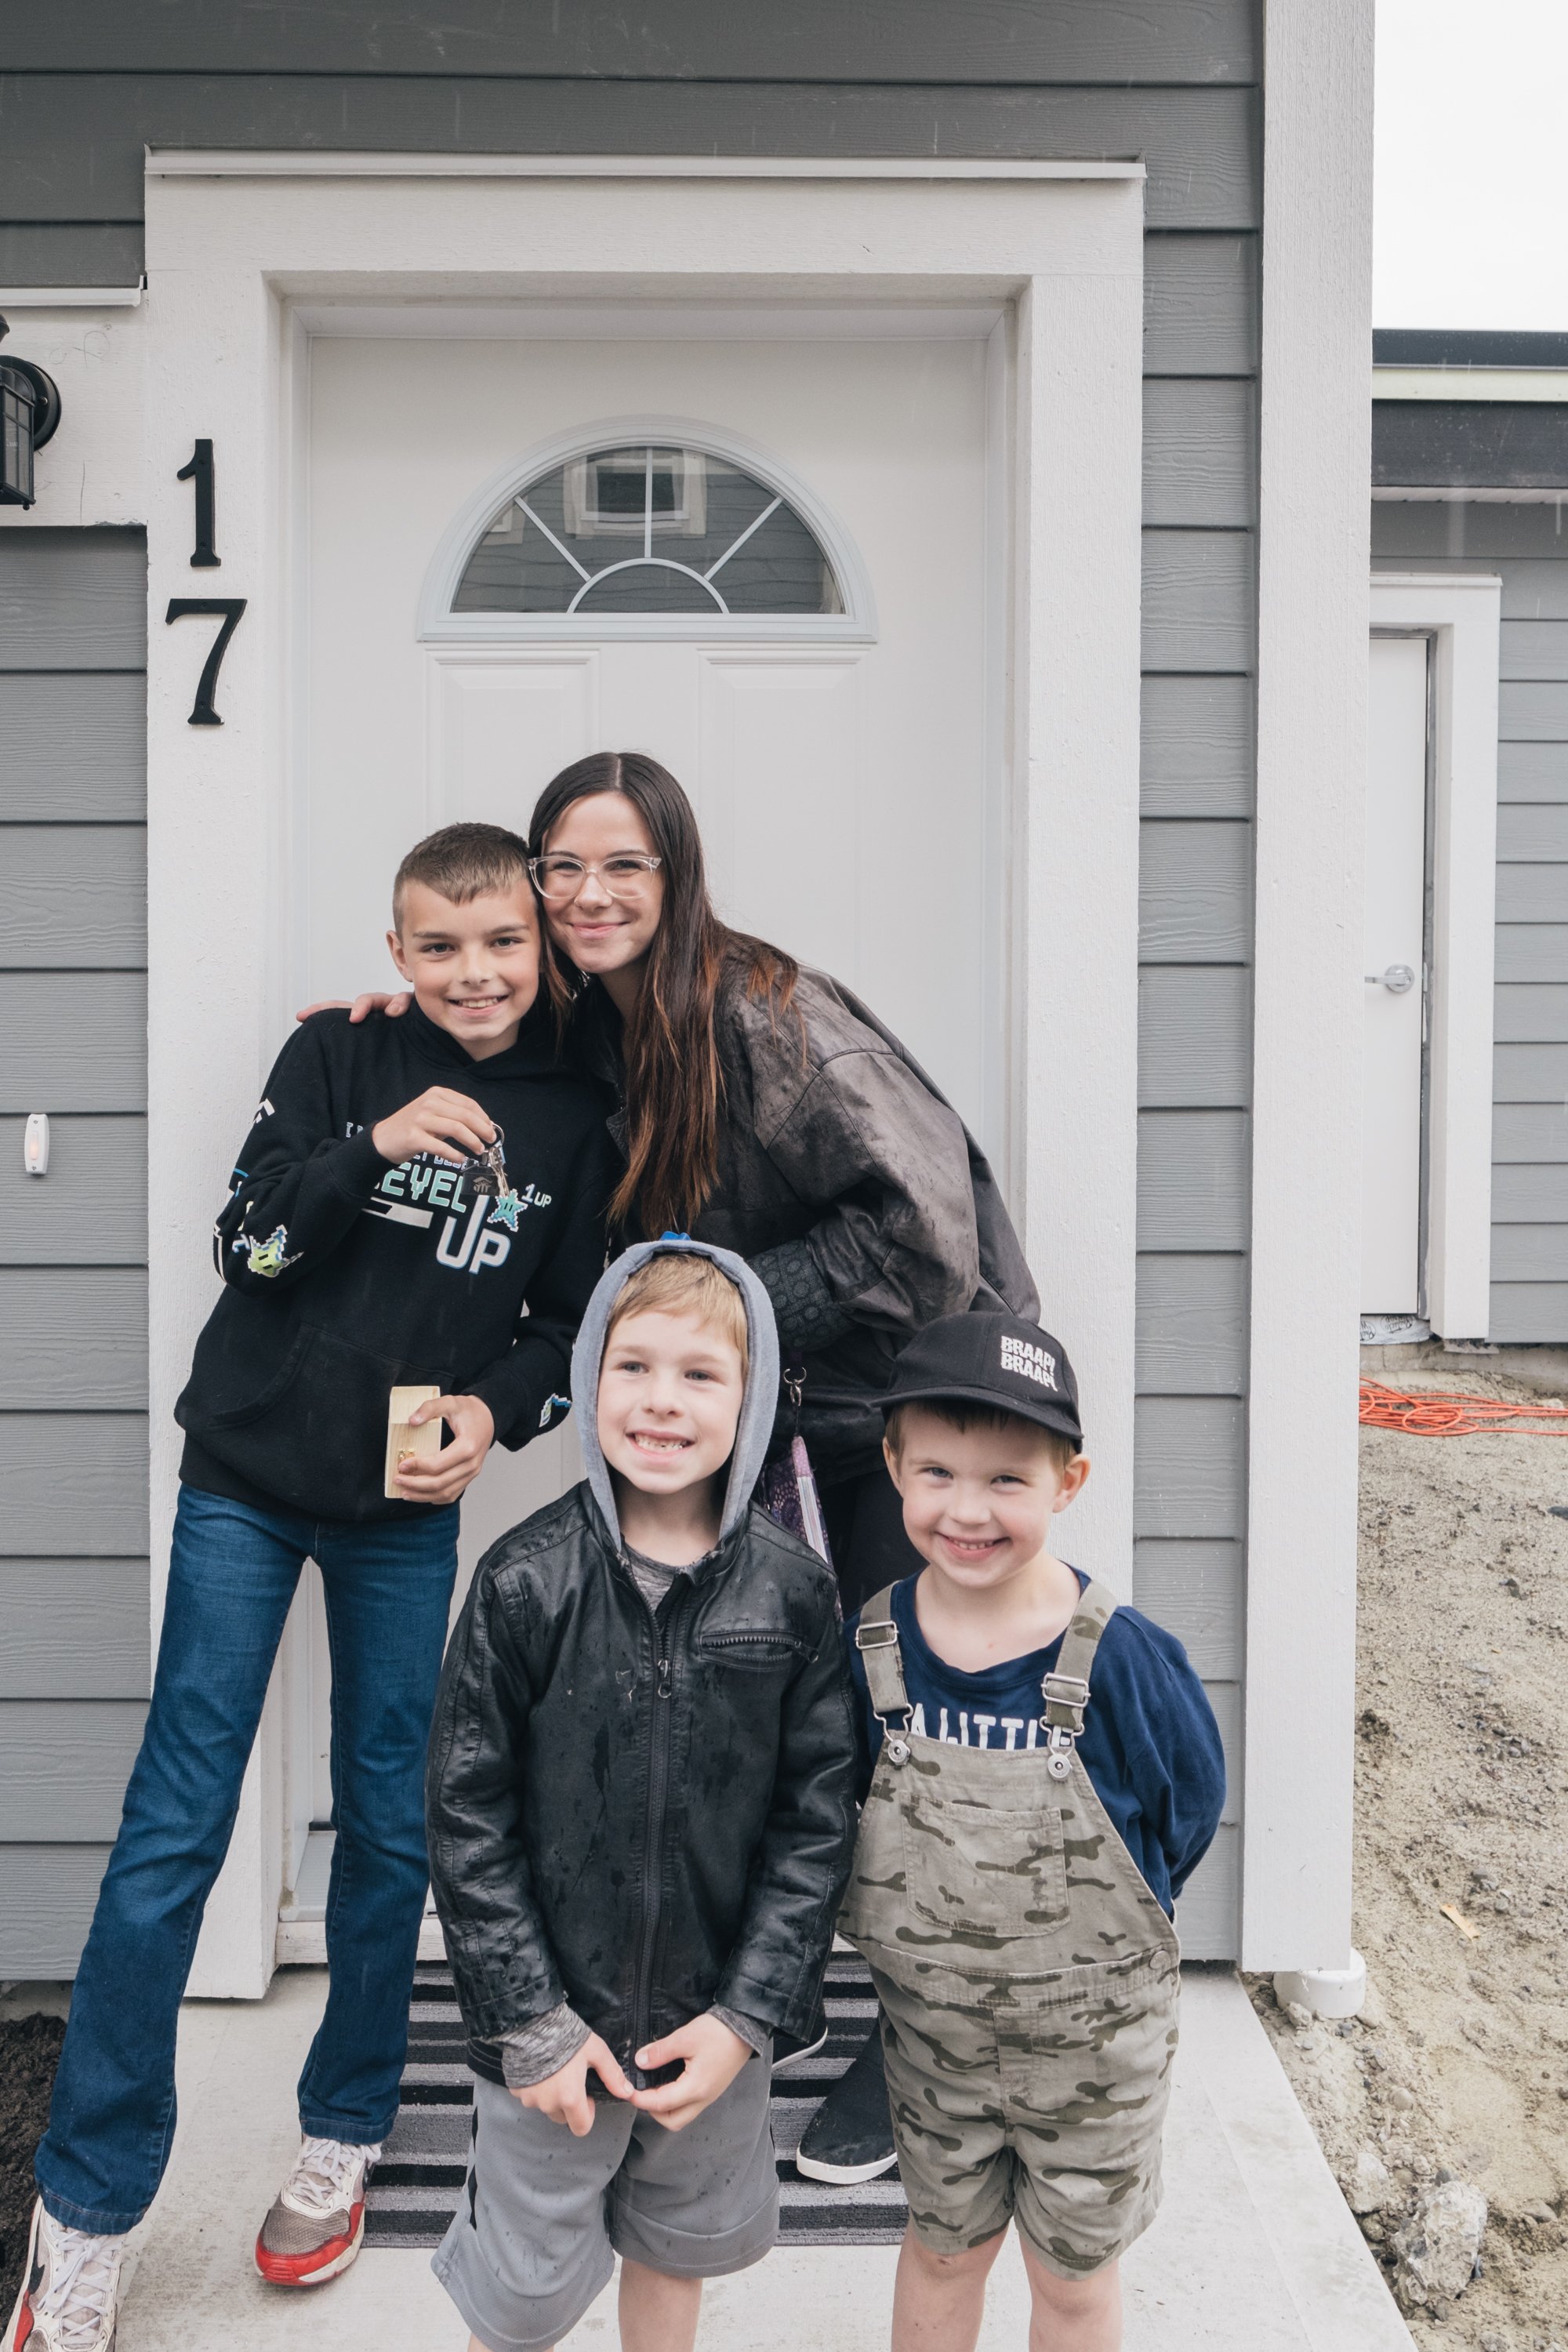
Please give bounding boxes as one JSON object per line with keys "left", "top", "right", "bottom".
{"left": 0, "top": 975, "right": 147, "bottom": 1111}
{"left": 0, "top": 1846, "right": 114, "bottom": 1976}
{"left": 1142, "top": 381, "right": 1257, "bottom": 528}
{"left": 0, "top": 1414, "right": 150, "bottom": 1555}
{"left": 1143, "top": 235, "right": 1259, "bottom": 378}
{"left": 0, "top": 222, "right": 143, "bottom": 287}
{"left": 1374, "top": 507, "right": 1568, "bottom": 1341}
{"left": 0, "top": 528, "right": 148, "bottom": 1975}
{"left": 0, "top": 529, "right": 147, "bottom": 670}
{"left": 0, "top": 1271, "right": 149, "bottom": 1408}
{"left": 0, "top": 1563, "right": 150, "bottom": 1698}
{"left": 0, "top": 1700, "right": 148, "bottom": 1840}
{"left": 1138, "top": 968, "right": 1251, "bottom": 1105}
{"left": 1140, "top": 675, "right": 1254, "bottom": 816}
{"left": 1134, "top": 1398, "right": 1247, "bottom": 1538}
{"left": 0, "top": 827, "right": 147, "bottom": 967}
{"left": 0, "top": 675, "right": 147, "bottom": 820}
{"left": 1176, "top": 1823, "right": 1239, "bottom": 1960}
{"left": 1132, "top": 1540, "right": 1243, "bottom": 1677}
{"left": 1137, "top": 1111, "right": 1250, "bottom": 1249}
{"left": 1139, "top": 820, "right": 1252, "bottom": 959}
{"left": 1142, "top": 531, "right": 1255, "bottom": 671}
{"left": 1135, "top": 1254, "right": 1247, "bottom": 1392}
{"left": 0, "top": 1117, "right": 147, "bottom": 1262}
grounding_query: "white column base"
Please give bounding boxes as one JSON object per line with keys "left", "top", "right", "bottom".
{"left": 1272, "top": 1950, "right": 1367, "bottom": 2020}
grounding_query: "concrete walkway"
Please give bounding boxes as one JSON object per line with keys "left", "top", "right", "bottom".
{"left": 112, "top": 1966, "right": 1414, "bottom": 2351}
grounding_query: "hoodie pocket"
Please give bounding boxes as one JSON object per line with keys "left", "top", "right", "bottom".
{"left": 184, "top": 1324, "right": 454, "bottom": 1513}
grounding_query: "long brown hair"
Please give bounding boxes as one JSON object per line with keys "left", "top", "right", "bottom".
{"left": 528, "top": 752, "right": 799, "bottom": 1237}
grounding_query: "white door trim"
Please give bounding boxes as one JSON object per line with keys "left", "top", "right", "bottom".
{"left": 1369, "top": 573, "right": 1501, "bottom": 1341}
{"left": 1244, "top": 0, "right": 1375, "bottom": 1974}
{"left": 144, "top": 154, "right": 1145, "bottom": 1994}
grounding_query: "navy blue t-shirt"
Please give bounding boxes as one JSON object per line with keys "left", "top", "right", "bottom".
{"left": 845, "top": 1571, "right": 1226, "bottom": 1916}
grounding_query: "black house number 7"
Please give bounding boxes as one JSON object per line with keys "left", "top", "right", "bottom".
{"left": 165, "top": 598, "right": 247, "bottom": 726}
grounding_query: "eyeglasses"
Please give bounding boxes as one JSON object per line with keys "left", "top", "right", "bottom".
{"left": 528, "top": 852, "right": 663, "bottom": 903}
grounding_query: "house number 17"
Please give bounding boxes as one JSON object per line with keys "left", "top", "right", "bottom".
{"left": 167, "top": 438, "right": 245, "bottom": 724}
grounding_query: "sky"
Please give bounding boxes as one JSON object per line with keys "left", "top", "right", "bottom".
{"left": 1375, "top": 0, "right": 1568, "bottom": 330}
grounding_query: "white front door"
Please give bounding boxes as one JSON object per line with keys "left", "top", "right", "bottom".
{"left": 285, "top": 321, "right": 1003, "bottom": 1901}
{"left": 1362, "top": 632, "right": 1430, "bottom": 1319}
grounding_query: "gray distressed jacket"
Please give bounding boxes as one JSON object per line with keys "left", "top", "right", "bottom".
{"left": 577, "top": 964, "right": 1040, "bottom": 1481}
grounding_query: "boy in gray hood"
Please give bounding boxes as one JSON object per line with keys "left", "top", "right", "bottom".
{"left": 426, "top": 1238, "right": 858, "bottom": 2352}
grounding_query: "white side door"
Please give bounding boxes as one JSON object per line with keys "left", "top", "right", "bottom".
{"left": 1362, "top": 632, "right": 1430, "bottom": 1318}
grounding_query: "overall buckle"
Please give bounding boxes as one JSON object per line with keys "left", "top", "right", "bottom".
{"left": 1040, "top": 1671, "right": 1091, "bottom": 1782}
{"left": 855, "top": 1621, "right": 899, "bottom": 1651}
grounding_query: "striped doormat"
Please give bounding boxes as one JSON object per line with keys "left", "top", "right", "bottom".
{"left": 366, "top": 1953, "right": 907, "bottom": 2250}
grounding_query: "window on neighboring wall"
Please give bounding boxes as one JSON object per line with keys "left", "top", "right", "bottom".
{"left": 453, "top": 443, "right": 844, "bottom": 618}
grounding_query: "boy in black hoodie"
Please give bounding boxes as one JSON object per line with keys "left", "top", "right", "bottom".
{"left": 18, "top": 826, "right": 614, "bottom": 2352}
{"left": 426, "top": 1240, "right": 857, "bottom": 2352}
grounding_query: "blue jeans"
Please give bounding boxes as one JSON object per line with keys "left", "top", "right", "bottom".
{"left": 36, "top": 1483, "right": 459, "bottom": 2234}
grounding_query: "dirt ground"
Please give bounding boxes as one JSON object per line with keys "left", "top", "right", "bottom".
{"left": 1249, "top": 1364, "right": 1568, "bottom": 2350}
{"left": 0, "top": 2012, "right": 65, "bottom": 2310}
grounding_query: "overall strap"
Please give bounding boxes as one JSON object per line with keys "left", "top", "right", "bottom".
{"left": 855, "top": 1584, "right": 915, "bottom": 1765}
{"left": 1040, "top": 1578, "right": 1120, "bottom": 1780}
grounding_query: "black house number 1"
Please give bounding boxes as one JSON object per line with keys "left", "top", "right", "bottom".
{"left": 167, "top": 439, "right": 245, "bottom": 724}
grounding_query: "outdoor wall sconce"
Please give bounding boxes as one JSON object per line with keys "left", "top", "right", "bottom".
{"left": 0, "top": 315, "right": 62, "bottom": 508}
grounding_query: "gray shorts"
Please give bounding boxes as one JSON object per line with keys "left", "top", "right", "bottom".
{"left": 432, "top": 2061, "right": 779, "bottom": 2350}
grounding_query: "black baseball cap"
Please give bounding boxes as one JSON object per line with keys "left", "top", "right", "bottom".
{"left": 881, "top": 1311, "right": 1083, "bottom": 1449}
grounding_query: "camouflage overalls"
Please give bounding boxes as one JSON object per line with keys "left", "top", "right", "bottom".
{"left": 839, "top": 1581, "right": 1181, "bottom": 2278}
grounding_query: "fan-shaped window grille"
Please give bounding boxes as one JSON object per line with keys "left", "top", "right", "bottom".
{"left": 453, "top": 444, "right": 844, "bottom": 619}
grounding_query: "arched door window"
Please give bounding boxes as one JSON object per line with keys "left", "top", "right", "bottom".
{"left": 419, "top": 419, "right": 875, "bottom": 642}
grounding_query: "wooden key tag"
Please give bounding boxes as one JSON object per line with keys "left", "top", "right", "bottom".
{"left": 386, "top": 1385, "right": 442, "bottom": 1498}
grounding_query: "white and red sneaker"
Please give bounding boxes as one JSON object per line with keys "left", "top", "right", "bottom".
{"left": 253, "top": 2135, "right": 380, "bottom": 2287}
{"left": 6, "top": 2199, "right": 125, "bottom": 2352}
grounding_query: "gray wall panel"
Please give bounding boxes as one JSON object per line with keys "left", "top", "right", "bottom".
{"left": 0, "top": 1414, "right": 149, "bottom": 1555}
{"left": 1142, "top": 381, "right": 1257, "bottom": 528}
{"left": 1501, "top": 564, "right": 1568, "bottom": 622}
{"left": 1494, "top": 1104, "right": 1568, "bottom": 1160}
{"left": 1499, "top": 744, "right": 1568, "bottom": 802}
{"left": 1498, "top": 806, "right": 1568, "bottom": 860}
{"left": 1373, "top": 503, "right": 1568, "bottom": 560}
{"left": 1501, "top": 622, "right": 1568, "bottom": 682}
{"left": 1140, "top": 675, "right": 1254, "bottom": 817}
{"left": 1495, "top": 984, "right": 1568, "bottom": 1041}
{"left": 1501, "top": 683, "right": 1568, "bottom": 741}
{"left": 1139, "top": 819, "right": 1252, "bottom": 960}
{"left": 0, "top": 1271, "right": 149, "bottom": 1408}
{"left": 1131, "top": 1540, "right": 1243, "bottom": 1676}
{"left": 0, "top": 223, "right": 143, "bottom": 286}
{"left": 1138, "top": 967, "right": 1250, "bottom": 1106}
{"left": 1497, "top": 866, "right": 1568, "bottom": 924}
{"left": 8, "top": 2, "right": 1261, "bottom": 80}
{"left": 0, "top": 826, "right": 147, "bottom": 968}
{"left": 1491, "top": 1163, "right": 1568, "bottom": 1220}
{"left": 0, "top": 1117, "right": 147, "bottom": 1265}
{"left": 1136, "top": 1110, "right": 1250, "bottom": 1250}
{"left": 0, "top": 531, "right": 146, "bottom": 670}
{"left": 1173, "top": 1821, "right": 1239, "bottom": 1959}
{"left": 1135, "top": 1254, "right": 1247, "bottom": 1392}
{"left": 1206, "top": 1682, "right": 1241, "bottom": 1824}
{"left": 1496, "top": 926, "right": 1568, "bottom": 983}
{"left": 0, "top": 975, "right": 147, "bottom": 1112}
{"left": 1134, "top": 1396, "right": 1247, "bottom": 1538}
{"left": 1142, "top": 234, "right": 1258, "bottom": 378}
{"left": 1142, "top": 531, "right": 1256, "bottom": 672}
{"left": 1494, "top": 1044, "right": 1568, "bottom": 1101}
{"left": 0, "top": 1846, "right": 111, "bottom": 1975}
{"left": 0, "top": 676, "right": 147, "bottom": 820}
{"left": 0, "top": 80, "right": 1261, "bottom": 234}
{"left": 1490, "top": 1282, "right": 1568, "bottom": 1341}
{"left": 0, "top": 1700, "right": 147, "bottom": 1840}
{"left": 1490, "top": 1224, "right": 1568, "bottom": 1282}
{"left": 0, "top": 1563, "right": 150, "bottom": 1698}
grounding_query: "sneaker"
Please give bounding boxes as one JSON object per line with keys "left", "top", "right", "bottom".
{"left": 794, "top": 2027, "right": 899, "bottom": 2184}
{"left": 770, "top": 2005, "right": 829, "bottom": 2077}
{"left": 254, "top": 2135, "right": 381, "bottom": 2287}
{"left": 6, "top": 2199, "right": 125, "bottom": 2352}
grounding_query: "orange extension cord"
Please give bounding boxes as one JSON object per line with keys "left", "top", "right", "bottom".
{"left": 1359, "top": 1379, "right": 1568, "bottom": 1436}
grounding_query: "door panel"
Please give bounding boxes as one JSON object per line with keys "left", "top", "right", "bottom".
{"left": 429, "top": 654, "right": 599, "bottom": 829}
{"left": 1362, "top": 634, "right": 1429, "bottom": 1314}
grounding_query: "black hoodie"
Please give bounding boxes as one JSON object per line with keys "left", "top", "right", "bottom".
{"left": 176, "top": 1004, "right": 615, "bottom": 1522}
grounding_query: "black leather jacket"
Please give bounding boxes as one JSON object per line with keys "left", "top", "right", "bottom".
{"left": 426, "top": 1483, "right": 857, "bottom": 2081}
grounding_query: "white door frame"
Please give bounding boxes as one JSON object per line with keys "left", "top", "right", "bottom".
{"left": 143, "top": 151, "right": 1146, "bottom": 1994}
{"left": 1367, "top": 574, "right": 1501, "bottom": 1342}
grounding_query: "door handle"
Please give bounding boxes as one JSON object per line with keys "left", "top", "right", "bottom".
{"left": 1364, "top": 964, "right": 1416, "bottom": 994}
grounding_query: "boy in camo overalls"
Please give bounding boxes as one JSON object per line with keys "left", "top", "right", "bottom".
{"left": 839, "top": 1311, "right": 1226, "bottom": 2352}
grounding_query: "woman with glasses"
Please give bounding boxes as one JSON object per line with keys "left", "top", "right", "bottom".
{"left": 329, "top": 746, "right": 1037, "bottom": 2187}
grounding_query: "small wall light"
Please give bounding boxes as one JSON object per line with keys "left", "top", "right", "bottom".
{"left": 0, "top": 315, "right": 62, "bottom": 509}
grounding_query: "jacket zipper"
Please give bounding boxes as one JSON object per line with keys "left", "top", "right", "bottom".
{"left": 630, "top": 1567, "right": 683, "bottom": 2077}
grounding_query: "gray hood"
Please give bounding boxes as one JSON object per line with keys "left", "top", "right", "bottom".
{"left": 570, "top": 1236, "right": 781, "bottom": 1554}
